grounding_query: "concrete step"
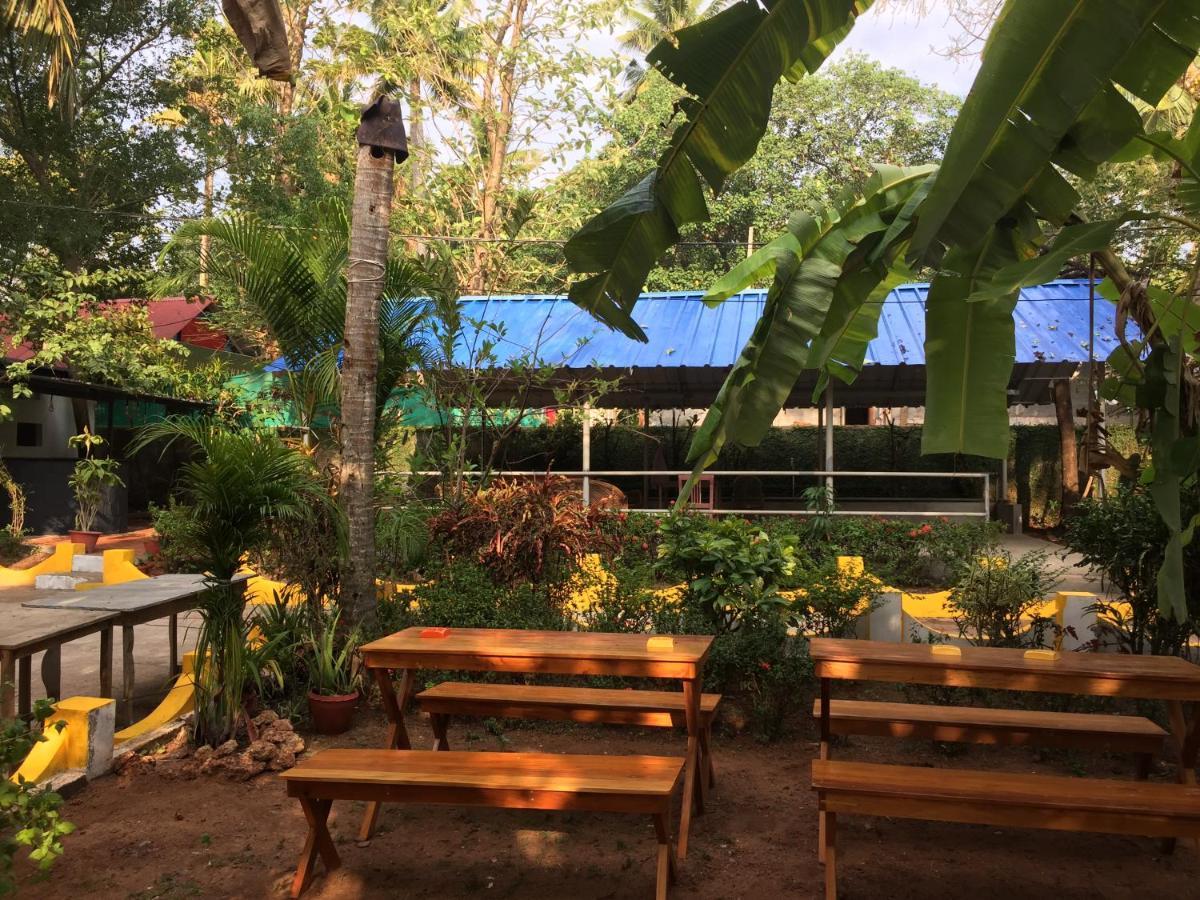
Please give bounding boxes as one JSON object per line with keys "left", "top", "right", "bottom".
{"left": 35, "top": 574, "right": 90, "bottom": 590}
{"left": 71, "top": 554, "right": 105, "bottom": 574}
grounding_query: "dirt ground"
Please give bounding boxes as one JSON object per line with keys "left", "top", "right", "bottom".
{"left": 21, "top": 692, "right": 1200, "bottom": 900}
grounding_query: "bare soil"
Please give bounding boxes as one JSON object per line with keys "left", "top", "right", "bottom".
{"left": 24, "top": 703, "right": 1200, "bottom": 900}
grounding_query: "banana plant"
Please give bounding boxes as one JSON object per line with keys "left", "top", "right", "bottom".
{"left": 566, "top": 0, "right": 1200, "bottom": 619}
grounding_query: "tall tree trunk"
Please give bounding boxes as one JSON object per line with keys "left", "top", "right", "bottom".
{"left": 199, "top": 166, "right": 214, "bottom": 288}
{"left": 1053, "top": 378, "right": 1080, "bottom": 516}
{"left": 340, "top": 139, "right": 396, "bottom": 627}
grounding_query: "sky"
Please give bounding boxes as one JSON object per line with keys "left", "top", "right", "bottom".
{"left": 830, "top": 4, "right": 982, "bottom": 95}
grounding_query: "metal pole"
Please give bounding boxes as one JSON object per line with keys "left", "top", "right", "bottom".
{"left": 824, "top": 384, "right": 834, "bottom": 493}
{"left": 581, "top": 402, "right": 591, "bottom": 507}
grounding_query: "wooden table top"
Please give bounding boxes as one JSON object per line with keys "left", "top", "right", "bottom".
{"left": 0, "top": 606, "right": 118, "bottom": 654}
{"left": 810, "top": 638, "right": 1200, "bottom": 700}
{"left": 361, "top": 627, "right": 713, "bottom": 679}
{"left": 22, "top": 573, "right": 246, "bottom": 614}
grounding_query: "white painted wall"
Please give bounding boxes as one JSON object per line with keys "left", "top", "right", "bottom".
{"left": 0, "top": 394, "right": 89, "bottom": 460}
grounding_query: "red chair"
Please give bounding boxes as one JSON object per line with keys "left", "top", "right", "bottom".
{"left": 678, "top": 474, "right": 716, "bottom": 510}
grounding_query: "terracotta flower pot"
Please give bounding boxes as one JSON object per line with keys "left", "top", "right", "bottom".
{"left": 307, "top": 689, "right": 359, "bottom": 735}
{"left": 68, "top": 530, "right": 101, "bottom": 553}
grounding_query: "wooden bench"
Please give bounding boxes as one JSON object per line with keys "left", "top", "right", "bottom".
{"left": 280, "top": 748, "right": 684, "bottom": 899}
{"left": 417, "top": 682, "right": 722, "bottom": 790}
{"left": 812, "top": 759, "right": 1200, "bottom": 899}
{"left": 813, "top": 699, "right": 1166, "bottom": 761}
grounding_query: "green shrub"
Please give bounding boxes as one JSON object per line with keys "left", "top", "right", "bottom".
{"left": 947, "top": 550, "right": 1063, "bottom": 648}
{"left": 393, "top": 560, "right": 569, "bottom": 632}
{"left": 0, "top": 527, "right": 30, "bottom": 567}
{"left": 2, "top": 700, "right": 74, "bottom": 890}
{"left": 376, "top": 502, "right": 433, "bottom": 579}
{"left": 790, "top": 563, "right": 885, "bottom": 638}
{"left": 595, "top": 510, "right": 663, "bottom": 569}
{"left": 1064, "top": 487, "right": 1200, "bottom": 655}
{"left": 657, "top": 514, "right": 798, "bottom": 632}
{"left": 147, "top": 498, "right": 209, "bottom": 573}
{"left": 819, "top": 516, "right": 1000, "bottom": 587}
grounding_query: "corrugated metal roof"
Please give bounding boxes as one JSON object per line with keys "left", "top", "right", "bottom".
{"left": 457, "top": 278, "right": 1136, "bottom": 370}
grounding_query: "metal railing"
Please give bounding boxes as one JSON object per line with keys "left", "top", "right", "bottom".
{"left": 390, "top": 469, "right": 992, "bottom": 519}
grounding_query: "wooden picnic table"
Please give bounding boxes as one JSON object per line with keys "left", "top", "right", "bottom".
{"left": 23, "top": 574, "right": 246, "bottom": 724}
{"left": 359, "top": 626, "right": 714, "bottom": 857}
{"left": 809, "top": 638, "right": 1200, "bottom": 841}
{"left": 0, "top": 606, "right": 117, "bottom": 720}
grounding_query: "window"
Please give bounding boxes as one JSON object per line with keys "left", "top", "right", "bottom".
{"left": 15, "top": 421, "right": 42, "bottom": 447}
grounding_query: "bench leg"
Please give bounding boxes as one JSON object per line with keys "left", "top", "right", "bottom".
{"left": 678, "top": 677, "right": 702, "bottom": 858}
{"left": 430, "top": 713, "right": 450, "bottom": 751}
{"left": 823, "top": 810, "right": 837, "bottom": 900}
{"left": 0, "top": 651, "right": 14, "bottom": 721}
{"left": 700, "top": 721, "right": 716, "bottom": 789}
{"left": 292, "top": 797, "right": 339, "bottom": 898}
{"left": 1163, "top": 700, "right": 1200, "bottom": 855}
{"left": 41, "top": 645, "right": 62, "bottom": 702}
{"left": 359, "top": 668, "right": 414, "bottom": 843}
{"left": 17, "top": 656, "right": 30, "bottom": 719}
{"left": 653, "top": 812, "right": 677, "bottom": 900}
{"left": 818, "top": 677, "right": 831, "bottom": 864}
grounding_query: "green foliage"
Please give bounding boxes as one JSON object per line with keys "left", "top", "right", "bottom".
{"left": 820, "top": 516, "right": 1001, "bottom": 588}
{"left": 947, "top": 550, "right": 1064, "bottom": 649}
{"left": 305, "top": 611, "right": 362, "bottom": 698}
{"left": 564, "top": 0, "right": 874, "bottom": 337}
{"left": 656, "top": 514, "right": 797, "bottom": 631}
{"left": 250, "top": 482, "right": 344, "bottom": 615}
{"left": 247, "top": 594, "right": 312, "bottom": 721}
{"left": 131, "top": 417, "right": 336, "bottom": 745}
{"left": 0, "top": 528, "right": 30, "bottom": 568}
{"left": 1, "top": 700, "right": 74, "bottom": 893}
{"left": 429, "top": 476, "right": 615, "bottom": 585}
{"left": 375, "top": 503, "right": 434, "bottom": 580}
{"left": 147, "top": 498, "right": 208, "bottom": 573}
{"left": 1064, "top": 487, "right": 1199, "bottom": 656}
{"left": 66, "top": 430, "right": 124, "bottom": 533}
{"left": 392, "top": 560, "right": 568, "bottom": 634}
{"left": 789, "top": 562, "right": 883, "bottom": 637}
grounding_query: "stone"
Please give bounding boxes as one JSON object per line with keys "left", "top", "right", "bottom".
{"left": 223, "top": 751, "right": 268, "bottom": 781}
{"left": 252, "top": 710, "right": 280, "bottom": 727}
{"left": 247, "top": 740, "right": 276, "bottom": 762}
{"left": 156, "top": 729, "right": 192, "bottom": 761}
{"left": 267, "top": 748, "right": 296, "bottom": 772}
{"left": 263, "top": 718, "right": 294, "bottom": 735}
{"left": 193, "top": 745, "right": 214, "bottom": 764}
{"left": 213, "top": 739, "right": 238, "bottom": 759}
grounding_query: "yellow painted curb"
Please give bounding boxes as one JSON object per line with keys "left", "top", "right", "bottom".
{"left": 113, "top": 652, "right": 198, "bottom": 744}
{"left": 0, "top": 542, "right": 81, "bottom": 587}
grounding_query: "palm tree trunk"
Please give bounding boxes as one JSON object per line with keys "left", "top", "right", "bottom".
{"left": 340, "top": 140, "right": 396, "bottom": 627}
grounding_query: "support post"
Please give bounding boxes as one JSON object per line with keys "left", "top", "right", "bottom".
{"left": 823, "top": 385, "right": 834, "bottom": 494}
{"left": 582, "top": 402, "right": 592, "bottom": 507}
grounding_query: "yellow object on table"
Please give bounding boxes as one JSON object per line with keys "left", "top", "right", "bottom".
{"left": 931, "top": 644, "right": 961, "bottom": 657}
{"left": 646, "top": 636, "right": 675, "bottom": 651}
{"left": 1024, "top": 649, "right": 1060, "bottom": 661}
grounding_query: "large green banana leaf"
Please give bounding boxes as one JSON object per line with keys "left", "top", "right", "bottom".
{"left": 911, "top": 2, "right": 1200, "bottom": 263}
{"left": 685, "top": 165, "right": 933, "bottom": 472}
{"left": 564, "top": 0, "right": 873, "bottom": 339}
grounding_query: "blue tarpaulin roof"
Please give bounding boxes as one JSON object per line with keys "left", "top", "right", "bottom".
{"left": 454, "top": 278, "right": 1133, "bottom": 370}
{"left": 258, "top": 279, "right": 1128, "bottom": 408}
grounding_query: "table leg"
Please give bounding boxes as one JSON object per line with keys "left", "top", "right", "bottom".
{"left": 41, "top": 644, "right": 62, "bottom": 702}
{"left": 0, "top": 650, "right": 14, "bottom": 721}
{"left": 292, "top": 797, "right": 339, "bottom": 898}
{"left": 1164, "top": 700, "right": 1200, "bottom": 854}
{"left": 358, "top": 668, "right": 413, "bottom": 843}
{"left": 17, "top": 656, "right": 30, "bottom": 718}
{"left": 168, "top": 614, "right": 179, "bottom": 676}
{"left": 677, "top": 676, "right": 702, "bottom": 860}
{"left": 121, "top": 625, "right": 135, "bottom": 726}
{"left": 819, "top": 677, "right": 831, "bottom": 864}
{"left": 99, "top": 626, "right": 113, "bottom": 699}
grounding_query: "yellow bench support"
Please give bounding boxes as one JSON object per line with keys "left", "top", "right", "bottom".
{"left": 0, "top": 542, "right": 81, "bottom": 588}
{"left": 12, "top": 697, "right": 115, "bottom": 784}
{"left": 113, "top": 652, "right": 199, "bottom": 744}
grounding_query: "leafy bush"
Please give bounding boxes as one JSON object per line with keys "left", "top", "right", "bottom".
{"left": 247, "top": 593, "right": 313, "bottom": 721}
{"left": 657, "top": 515, "right": 798, "bottom": 631}
{"left": 791, "top": 563, "right": 885, "bottom": 638}
{"left": 816, "top": 516, "right": 1000, "bottom": 587}
{"left": 429, "top": 476, "right": 614, "bottom": 584}
{"left": 250, "top": 488, "right": 344, "bottom": 614}
{"left": 1064, "top": 487, "right": 1200, "bottom": 655}
{"left": 387, "top": 559, "right": 568, "bottom": 633}
{"left": 703, "top": 620, "right": 811, "bottom": 742}
{"left": 595, "top": 510, "right": 663, "bottom": 569}
{"left": 0, "top": 528, "right": 30, "bottom": 567}
{"left": 376, "top": 502, "right": 434, "bottom": 578}
{"left": 947, "top": 550, "right": 1063, "bottom": 648}
{"left": 67, "top": 429, "right": 124, "bottom": 532}
{"left": 148, "top": 498, "right": 209, "bottom": 573}
{"left": 2, "top": 699, "right": 73, "bottom": 891}
{"left": 305, "top": 610, "right": 362, "bottom": 697}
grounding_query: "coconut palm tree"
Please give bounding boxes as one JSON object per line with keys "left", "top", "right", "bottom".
{"left": 130, "top": 417, "right": 337, "bottom": 746}
{"left": 3, "top": 0, "right": 77, "bottom": 110}
{"left": 618, "top": 0, "right": 721, "bottom": 53}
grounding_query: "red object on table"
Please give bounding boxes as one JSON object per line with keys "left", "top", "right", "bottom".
{"left": 420, "top": 627, "right": 451, "bottom": 639}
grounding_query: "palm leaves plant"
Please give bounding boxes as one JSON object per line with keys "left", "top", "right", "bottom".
{"left": 567, "top": 1, "right": 1200, "bottom": 620}
{"left": 130, "top": 417, "right": 340, "bottom": 746}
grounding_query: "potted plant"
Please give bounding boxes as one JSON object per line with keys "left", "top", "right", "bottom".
{"left": 67, "top": 429, "right": 125, "bottom": 552}
{"left": 305, "top": 610, "right": 361, "bottom": 735}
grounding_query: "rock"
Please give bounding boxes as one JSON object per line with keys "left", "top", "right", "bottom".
{"left": 113, "top": 751, "right": 144, "bottom": 775}
{"left": 247, "top": 740, "right": 276, "bottom": 762}
{"left": 213, "top": 739, "right": 238, "bottom": 759}
{"left": 156, "top": 729, "right": 192, "bottom": 760}
{"left": 223, "top": 751, "right": 268, "bottom": 781}
{"left": 267, "top": 748, "right": 297, "bottom": 772}
{"left": 193, "top": 745, "right": 214, "bottom": 764}
{"left": 263, "top": 718, "right": 294, "bottom": 735}
{"left": 200, "top": 756, "right": 222, "bottom": 776}
{"left": 252, "top": 710, "right": 280, "bottom": 728}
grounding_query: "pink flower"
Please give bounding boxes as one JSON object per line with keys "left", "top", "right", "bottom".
{"left": 759, "top": 661, "right": 772, "bottom": 671}
{"left": 907, "top": 529, "right": 919, "bottom": 538}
